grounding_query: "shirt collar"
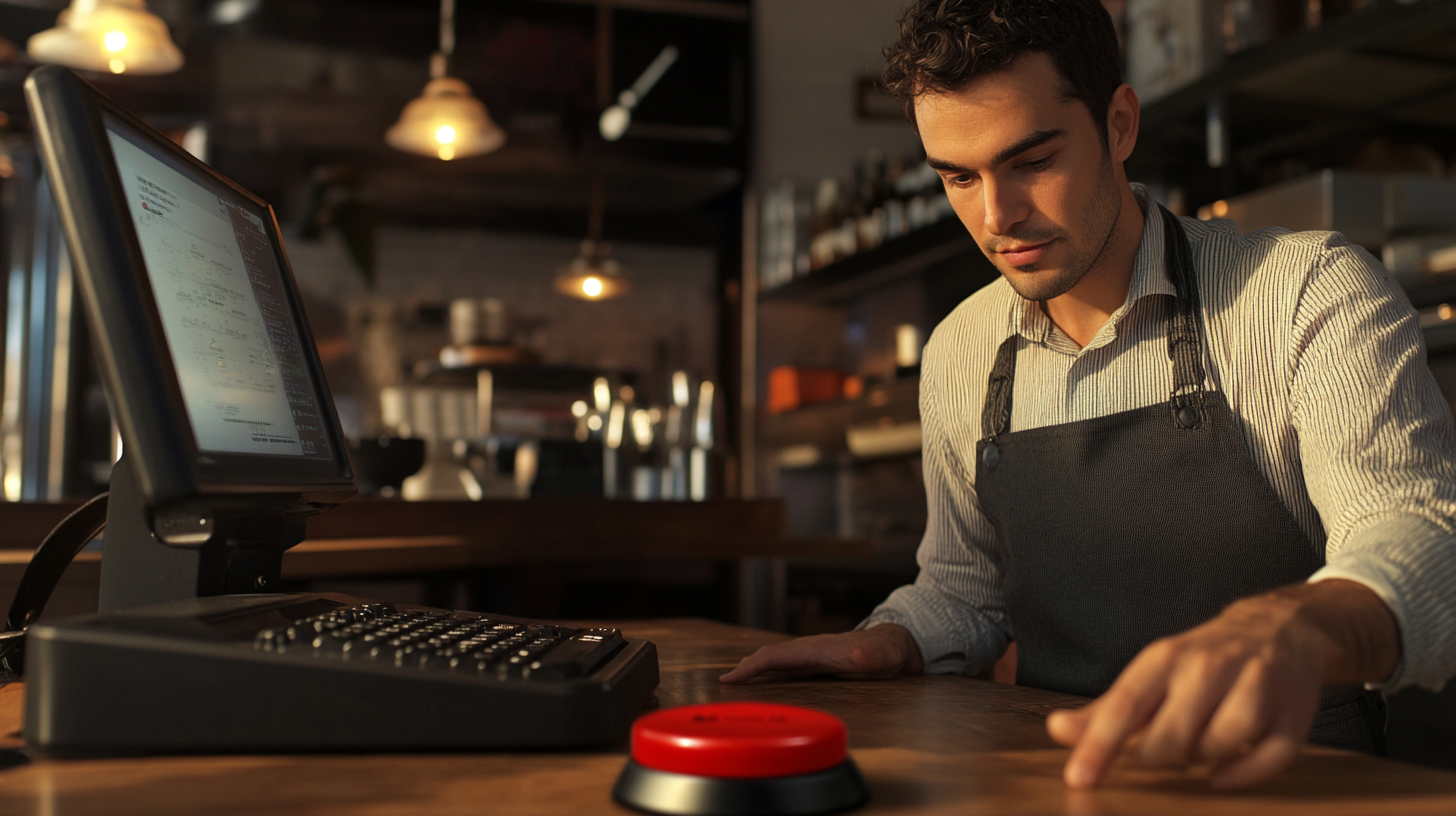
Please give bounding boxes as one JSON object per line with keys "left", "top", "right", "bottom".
{"left": 1008, "top": 183, "right": 1175, "bottom": 350}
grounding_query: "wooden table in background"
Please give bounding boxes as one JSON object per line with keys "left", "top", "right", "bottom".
{"left": 0, "top": 499, "right": 869, "bottom": 623}
{"left": 1, "top": 619, "right": 1455, "bottom": 815}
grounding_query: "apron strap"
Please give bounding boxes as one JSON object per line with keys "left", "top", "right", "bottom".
{"left": 979, "top": 203, "right": 1208, "bottom": 443}
{"left": 1161, "top": 204, "right": 1207, "bottom": 430}
{"left": 981, "top": 336, "right": 1018, "bottom": 442}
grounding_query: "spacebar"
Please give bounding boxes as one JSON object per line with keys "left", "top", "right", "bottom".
{"left": 525, "top": 629, "right": 624, "bottom": 680}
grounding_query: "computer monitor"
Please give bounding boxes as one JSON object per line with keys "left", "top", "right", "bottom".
{"left": 25, "top": 66, "right": 356, "bottom": 611}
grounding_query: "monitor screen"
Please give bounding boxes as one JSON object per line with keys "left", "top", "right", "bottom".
{"left": 103, "top": 117, "right": 332, "bottom": 461}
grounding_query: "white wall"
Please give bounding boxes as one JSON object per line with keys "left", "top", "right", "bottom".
{"left": 753, "top": 0, "right": 925, "bottom": 187}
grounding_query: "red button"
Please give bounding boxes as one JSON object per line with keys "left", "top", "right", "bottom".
{"left": 630, "top": 702, "right": 848, "bottom": 779}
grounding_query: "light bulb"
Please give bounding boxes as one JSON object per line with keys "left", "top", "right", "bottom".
{"left": 435, "top": 125, "right": 456, "bottom": 145}
{"left": 104, "top": 30, "right": 127, "bottom": 52}
{"left": 109, "top": 58, "right": 125, "bottom": 73}
{"left": 582, "top": 277, "right": 604, "bottom": 298}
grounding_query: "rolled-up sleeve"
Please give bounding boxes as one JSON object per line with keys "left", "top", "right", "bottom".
{"left": 859, "top": 338, "right": 1013, "bottom": 676}
{"left": 1292, "top": 241, "right": 1456, "bottom": 692}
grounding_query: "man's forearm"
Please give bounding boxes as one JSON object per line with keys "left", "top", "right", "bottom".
{"left": 865, "top": 622, "right": 924, "bottom": 674}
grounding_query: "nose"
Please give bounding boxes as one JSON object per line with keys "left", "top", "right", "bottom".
{"left": 981, "top": 177, "right": 1030, "bottom": 237}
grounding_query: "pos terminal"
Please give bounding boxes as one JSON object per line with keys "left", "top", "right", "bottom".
{"left": 6, "top": 66, "right": 657, "bottom": 756}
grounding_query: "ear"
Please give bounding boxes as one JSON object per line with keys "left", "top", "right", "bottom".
{"left": 1106, "top": 83, "right": 1140, "bottom": 163}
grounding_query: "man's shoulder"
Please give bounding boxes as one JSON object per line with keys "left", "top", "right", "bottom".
{"left": 1182, "top": 215, "right": 1374, "bottom": 269}
{"left": 1180, "top": 216, "right": 1391, "bottom": 302}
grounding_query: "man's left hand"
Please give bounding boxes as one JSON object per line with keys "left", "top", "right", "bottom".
{"left": 1045, "top": 579, "right": 1400, "bottom": 790}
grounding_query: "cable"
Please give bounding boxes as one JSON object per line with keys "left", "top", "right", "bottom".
{"left": 0, "top": 491, "right": 109, "bottom": 674}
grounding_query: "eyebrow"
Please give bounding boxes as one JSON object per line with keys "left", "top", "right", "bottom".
{"left": 925, "top": 128, "right": 1066, "bottom": 175}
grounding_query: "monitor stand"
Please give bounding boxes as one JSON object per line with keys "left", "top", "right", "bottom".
{"left": 98, "top": 455, "right": 305, "bottom": 614}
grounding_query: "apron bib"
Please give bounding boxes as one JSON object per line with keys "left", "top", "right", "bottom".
{"left": 973, "top": 204, "right": 1385, "bottom": 754}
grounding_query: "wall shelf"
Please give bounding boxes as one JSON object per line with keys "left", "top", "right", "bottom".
{"left": 758, "top": 218, "right": 979, "bottom": 305}
{"left": 1129, "top": 0, "right": 1456, "bottom": 202}
{"left": 1140, "top": 0, "right": 1456, "bottom": 133}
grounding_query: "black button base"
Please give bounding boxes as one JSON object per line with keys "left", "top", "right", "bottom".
{"left": 613, "top": 758, "right": 869, "bottom": 816}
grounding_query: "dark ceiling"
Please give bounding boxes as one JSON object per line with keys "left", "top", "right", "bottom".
{"left": 0, "top": 0, "right": 752, "bottom": 246}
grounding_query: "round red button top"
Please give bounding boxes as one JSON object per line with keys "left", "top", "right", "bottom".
{"left": 630, "top": 702, "right": 848, "bottom": 779}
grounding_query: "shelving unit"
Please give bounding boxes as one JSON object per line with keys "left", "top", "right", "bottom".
{"left": 748, "top": 189, "right": 995, "bottom": 635}
{"left": 759, "top": 219, "right": 978, "bottom": 305}
{"left": 1129, "top": 0, "right": 1456, "bottom": 205}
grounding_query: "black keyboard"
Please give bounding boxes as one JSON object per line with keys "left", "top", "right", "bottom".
{"left": 253, "top": 603, "right": 626, "bottom": 681}
{"left": 24, "top": 593, "right": 659, "bottom": 757}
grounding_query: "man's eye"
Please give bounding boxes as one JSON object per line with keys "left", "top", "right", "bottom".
{"left": 1022, "top": 156, "right": 1052, "bottom": 170}
{"left": 947, "top": 174, "right": 976, "bottom": 186}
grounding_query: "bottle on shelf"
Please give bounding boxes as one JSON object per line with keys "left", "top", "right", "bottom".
{"left": 809, "top": 178, "right": 842, "bottom": 271}
{"left": 894, "top": 323, "right": 923, "bottom": 380}
{"left": 761, "top": 148, "right": 960, "bottom": 289}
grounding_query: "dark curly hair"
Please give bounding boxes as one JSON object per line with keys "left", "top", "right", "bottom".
{"left": 883, "top": 0, "right": 1123, "bottom": 148}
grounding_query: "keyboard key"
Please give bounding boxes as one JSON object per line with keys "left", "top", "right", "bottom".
{"left": 523, "top": 629, "right": 624, "bottom": 680}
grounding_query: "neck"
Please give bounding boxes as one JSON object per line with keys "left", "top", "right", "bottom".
{"left": 1042, "top": 183, "right": 1145, "bottom": 348}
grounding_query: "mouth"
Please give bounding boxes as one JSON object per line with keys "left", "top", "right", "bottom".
{"left": 997, "top": 242, "right": 1051, "bottom": 267}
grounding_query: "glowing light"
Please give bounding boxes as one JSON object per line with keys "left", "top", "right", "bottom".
{"left": 386, "top": 77, "right": 504, "bottom": 160}
{"left": 593, "top": 378, "right": 612, "bottom": 413}
{"left": 1212, "top": 200, "right": 1229, "bottom": 218}
{"left": 571, "top": 400, "right": 588, "bottom": 418}
{"left": 28, "top": 1, "right": 184, "bottom": 76}
{"left": 555, "top": 240, "right": 629, "bottom": 302}
{"left": 587, "top": 415, "right": 603, "bottom": 431}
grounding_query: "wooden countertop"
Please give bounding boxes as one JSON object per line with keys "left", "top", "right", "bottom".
{"left": 0, "top": 498, "right": 869, "bottom": 563}
{"left": 0, "top": 498, "right": 870, "bottom": 589}
{"left": 1, "top": 619, "right": 1455, "bottom": 814}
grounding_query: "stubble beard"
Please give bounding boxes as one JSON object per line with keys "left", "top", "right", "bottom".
{"left": 992, "top": 154, "right": 1123, "bottom": 303}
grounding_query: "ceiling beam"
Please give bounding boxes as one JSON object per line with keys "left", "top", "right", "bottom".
{"left": 538, "top": 0, "right": 748, "bottom": 23}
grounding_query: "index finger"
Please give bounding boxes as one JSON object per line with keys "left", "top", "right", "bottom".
{"left": 718, "top": 643, "right": 829, "bottom": 684}
{"left": 1064, "top": 656, "right": 1174, "bottom": 789}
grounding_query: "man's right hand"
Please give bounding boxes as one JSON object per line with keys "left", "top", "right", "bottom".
{"left": 719, "top": 623, "right": 924, "bottom": 684}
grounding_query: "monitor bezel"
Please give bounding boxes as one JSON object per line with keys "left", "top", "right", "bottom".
{"left": 26, "top": 66, "right": 356, "bottom": 510}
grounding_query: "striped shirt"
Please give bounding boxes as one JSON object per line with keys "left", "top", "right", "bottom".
{"left": 863, "top": 184, "right": 1456, "bottom": 692}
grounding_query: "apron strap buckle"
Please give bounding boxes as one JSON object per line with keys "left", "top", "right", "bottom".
{"left": 1171, "top": 390, "right": 1205, "bottom": 430}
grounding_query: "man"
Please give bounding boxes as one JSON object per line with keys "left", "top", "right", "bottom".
{"left": 723, "top": 0, "right": 1456, "bottom": 791}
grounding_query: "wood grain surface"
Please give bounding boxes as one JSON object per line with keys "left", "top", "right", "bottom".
{"left": 0, "top": 498, "right": 868, "bottom": 565}
{"left": 0, "top": 618, "right": 1454, "bottom": 815}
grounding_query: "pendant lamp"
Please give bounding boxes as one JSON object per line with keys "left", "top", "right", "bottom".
{"left": 556, "top": 175, "right": 630, "bottom": 301}
{"left": 28, "top": 0, "right": 183, "bottom": 76}
{"left": 386, "top": 0, "right": 504, "bottom": 161}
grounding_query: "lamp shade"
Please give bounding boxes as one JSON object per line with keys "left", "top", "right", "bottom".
{"left": 28, "top": 0, "right": 183, "bottom": 76}
{"left": 386, "top": 77, "right": 504, "bottom": 161}
{"left": 555, "top": 241, "right": 630, "bottom": 301}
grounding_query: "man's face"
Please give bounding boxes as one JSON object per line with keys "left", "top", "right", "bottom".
{"left": 916, "top": 54, "right": 1123, "bottom": 302}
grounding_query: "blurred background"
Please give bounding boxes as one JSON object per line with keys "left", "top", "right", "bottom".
{"left": 2, "top": 0, "right": 1456, "bottom": 764}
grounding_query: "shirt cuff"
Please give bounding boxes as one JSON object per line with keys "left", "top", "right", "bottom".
{"left": 1310, "top": 513, "right": 1456, "bottom": 692}
{"left": 858, "top": 583, "right": 1009, "bottom": 676}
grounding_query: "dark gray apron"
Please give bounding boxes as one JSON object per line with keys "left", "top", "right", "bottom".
{"left": 973, "top": 204, "right": 1385, "bottom": 754}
